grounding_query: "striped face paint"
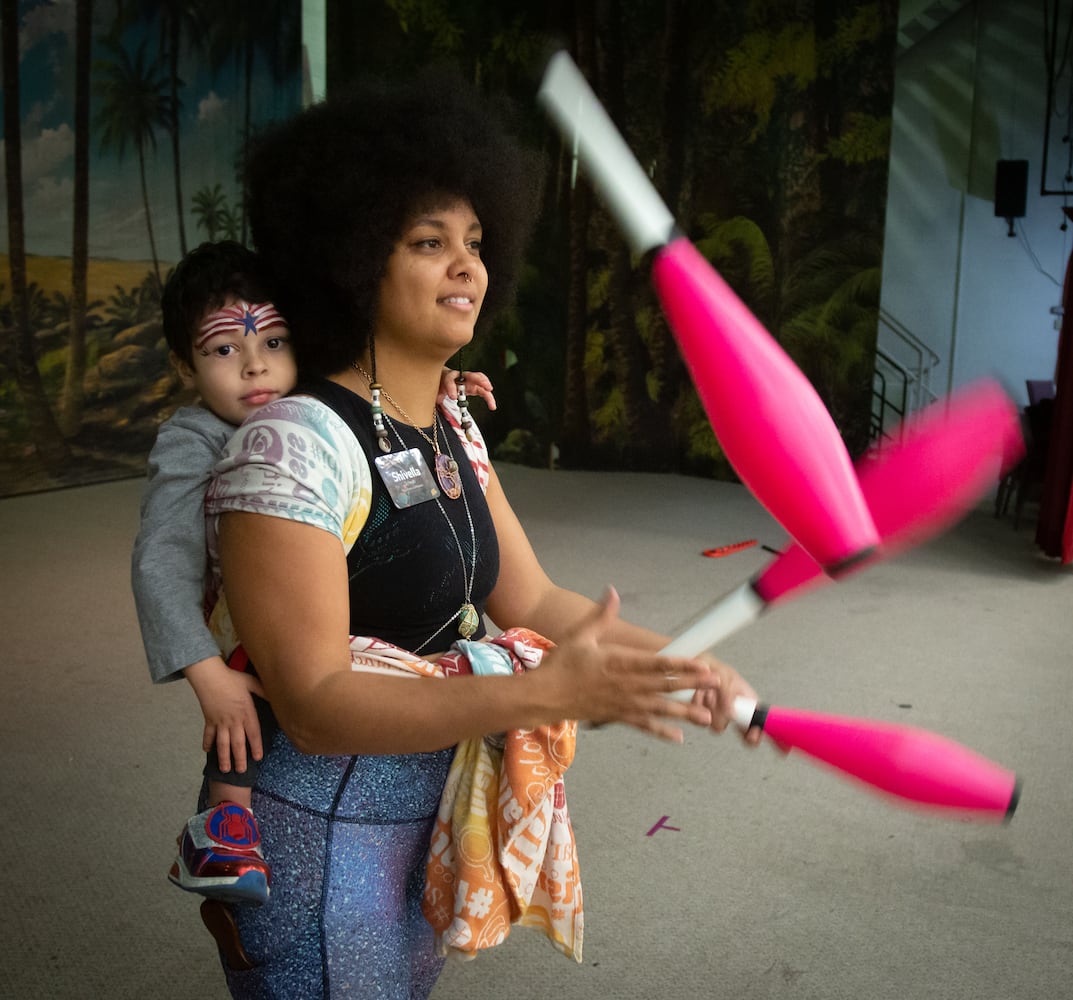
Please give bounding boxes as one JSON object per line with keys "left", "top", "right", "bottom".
{"left": 196, "top": 300, "right": 286, "bottom": 350}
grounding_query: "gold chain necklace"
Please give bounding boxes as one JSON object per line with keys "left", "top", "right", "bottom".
{"left": 351, "top": 362, "right": 462, "bottom": 499}
{"left": 377, "top": 384, "right": 480, "bottom": 648}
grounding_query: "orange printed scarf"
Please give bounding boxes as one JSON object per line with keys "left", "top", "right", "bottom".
{"left": 347, "top": 628, "right": 583, "bottom": 961}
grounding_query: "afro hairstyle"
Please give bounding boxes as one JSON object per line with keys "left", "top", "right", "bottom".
{"left": 244, "top": 67, "right": 544, "bottom": 378}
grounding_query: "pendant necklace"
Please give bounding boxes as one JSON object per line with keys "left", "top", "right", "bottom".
{"left": 386, "top": 414, "right": 480, "bottom": 648}
{"left": 351, "top": 363, "right": 462, "bottom": 499}
{"left": 358, "top": 364, "right": 479, "bottom": 649}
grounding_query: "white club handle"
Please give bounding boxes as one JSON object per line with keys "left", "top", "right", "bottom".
{"left": 732, "top": 695, "right": 759, "bottom": 729}
{"left": 661, "top": 582, "right": 766, "bottom": 703}
{"left": 538, "top": 50, "right": 676, "bottom": 256}
{"left": 659, "top": 581, "right": 765, "bottom": 658}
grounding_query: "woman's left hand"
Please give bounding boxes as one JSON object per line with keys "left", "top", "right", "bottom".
{"left": 694, "top": 655, "right": 763, "bottom": 747}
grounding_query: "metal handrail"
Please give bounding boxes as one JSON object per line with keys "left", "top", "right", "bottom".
{"left": 878, "top": 307, "right": 940, "bottom": 365}
{"left": 877, "top": 307, "right": 940, "bottom": 413}
{"left": 872, "top": 348, "right": 910, "bottom": 444}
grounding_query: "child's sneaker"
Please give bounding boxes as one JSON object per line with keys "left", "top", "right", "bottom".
{"left": 168, "top": 802, "right": 271, "bottom": 905}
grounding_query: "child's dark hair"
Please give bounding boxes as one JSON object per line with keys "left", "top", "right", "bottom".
{"left": 244, "top": 67, "right": 543, "bottom": 378}
{"left": 161, "top": 241, "right": 272, "bottom": 365}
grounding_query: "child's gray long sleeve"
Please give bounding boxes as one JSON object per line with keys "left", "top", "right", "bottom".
{"left": 131, "top": 406, "right": 234, "bottom": 683}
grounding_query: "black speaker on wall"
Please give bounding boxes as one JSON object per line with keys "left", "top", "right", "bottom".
{"left": 994, "top": 159, "right": 1028, "bottom": 221}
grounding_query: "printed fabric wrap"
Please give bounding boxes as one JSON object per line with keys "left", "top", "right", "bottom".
{"left": 347, "top": 630, "right": 582, "bottom": 962}
{"left": 204, "top": 394, "right": 581, "bottom": 960}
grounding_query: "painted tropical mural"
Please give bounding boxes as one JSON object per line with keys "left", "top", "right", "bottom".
{"left": 1, "top": 0, "right": 302, "bottom": 495}
{"left": 1, "top": 0, "right": 897, "bottom": 496}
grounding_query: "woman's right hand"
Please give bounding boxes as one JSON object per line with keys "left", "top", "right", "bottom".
{"left": 534, "top": 588, "right": 719, "bottom": 742}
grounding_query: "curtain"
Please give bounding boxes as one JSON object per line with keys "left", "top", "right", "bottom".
{"left": 1035, "top": 249, "right": 1073, "bottom": 563}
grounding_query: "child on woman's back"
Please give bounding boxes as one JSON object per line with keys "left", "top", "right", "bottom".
{"left": 132, "top": 240, "right": 495, "bottom": 905}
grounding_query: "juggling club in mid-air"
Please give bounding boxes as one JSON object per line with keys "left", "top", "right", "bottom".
{"left": 661, "top": 378, "right": 1025, "bottom": 658}
{"left": 538, "top": 51, "right": 879, "bottom": 575}
{"left": 729, "top": 697, "right": 1021, "bottom": 822}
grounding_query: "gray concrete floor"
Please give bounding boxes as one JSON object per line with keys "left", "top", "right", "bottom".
{"left": 2, "top": 465, "right": 1069, "bottom": 999}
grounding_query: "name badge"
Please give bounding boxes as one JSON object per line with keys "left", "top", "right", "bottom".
{"left": 374, "top": 448, "right": 440, "bottom": 508}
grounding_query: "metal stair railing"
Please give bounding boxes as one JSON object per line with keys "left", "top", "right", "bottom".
{"left": 872, "top": 348, "right": 909, "bottom": 444}
{"left": 877, "top": 306, "right": 941, "bottom": 415}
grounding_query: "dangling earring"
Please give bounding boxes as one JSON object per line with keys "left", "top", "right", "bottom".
{"left": 455, "top": 353, "right": 474, "bottom": 442}
{"left": 370, "top": 381, "right": 392, "bottom": 452}
{"left": 356, "top": 340, "right": 392, "bottom": 453}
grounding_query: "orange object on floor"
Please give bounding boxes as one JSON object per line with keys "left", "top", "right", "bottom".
{"left": 702, "top": 539, "right": 758, "bottom": 558}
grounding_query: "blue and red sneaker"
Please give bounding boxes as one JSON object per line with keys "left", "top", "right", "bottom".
{"left": 168, "top": 802, "right": 271, "bottom": 906}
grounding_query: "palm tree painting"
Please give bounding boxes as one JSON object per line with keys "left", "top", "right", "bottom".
{"left": 2, "top": 0, "right": 70, "bottom": 473}
{"left": 59, "top": 0, "right": 92, "bottom": 438}
{"left": 94, "top": 36, "right": 172, "bottom": 291}
{"left": 130, "top": 0, "right": 212, "bottom": 259}
{"left": 203, "top": 0, "right": 301, "bottom": 242}
{"left": 0, "top": 0, "right": 302, "bottom": 495}
{"left": 2, "top": 0, "right": 897, "bottom": 496}
{"left": 191, "top": 183, "right": 229, "bottom": 241}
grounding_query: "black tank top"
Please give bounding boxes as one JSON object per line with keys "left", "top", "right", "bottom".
{"left": 296, "top": 377, "right": 499, "bottom": 655}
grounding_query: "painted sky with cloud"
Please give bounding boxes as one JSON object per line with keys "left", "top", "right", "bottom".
{"left": 2, "top": 0, "right": 301, "bottom": 262}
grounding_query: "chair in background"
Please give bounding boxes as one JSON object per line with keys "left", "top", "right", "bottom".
{"left": 1026, "top": 379, "right": 1056, "bottom": 406}
{"left": 995, "top": 380, "right": 1056, "bottom": 526}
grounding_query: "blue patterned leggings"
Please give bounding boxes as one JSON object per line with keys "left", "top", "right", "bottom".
{"left": 218, "top": 734, "right": 455, "bottom": 999}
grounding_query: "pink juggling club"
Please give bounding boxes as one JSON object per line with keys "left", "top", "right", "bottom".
{"left": 730, "top": 697, "right": 1020, "bottom": 821}
{"left": 538, "top": 51, "right": 879, "bottom": 574}
{"left": 661, "top": 379, "right": 1025, "bottom": 657}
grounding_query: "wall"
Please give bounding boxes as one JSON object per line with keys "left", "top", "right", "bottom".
{"left": 301, "top": 0, "right": 326, "bottom": 104}
{"left": 880, "top": 0, "right": 1071, "bottom": 409}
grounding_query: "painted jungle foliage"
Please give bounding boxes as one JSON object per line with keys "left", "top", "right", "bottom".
{"left": 1, "top": 0, "right": 897, "bottom": 496}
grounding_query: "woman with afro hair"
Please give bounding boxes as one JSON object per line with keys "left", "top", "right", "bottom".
{"left": 196, "top": 67, "right": 758, "bottom": 998}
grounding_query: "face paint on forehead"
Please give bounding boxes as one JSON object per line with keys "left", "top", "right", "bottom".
{"left": 195, "top": 300, "right": 286, "bottom": 350}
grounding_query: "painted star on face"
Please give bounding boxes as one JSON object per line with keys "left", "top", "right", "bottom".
{"left": 196, "top": 300, "right": 287, "bottom": 349}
